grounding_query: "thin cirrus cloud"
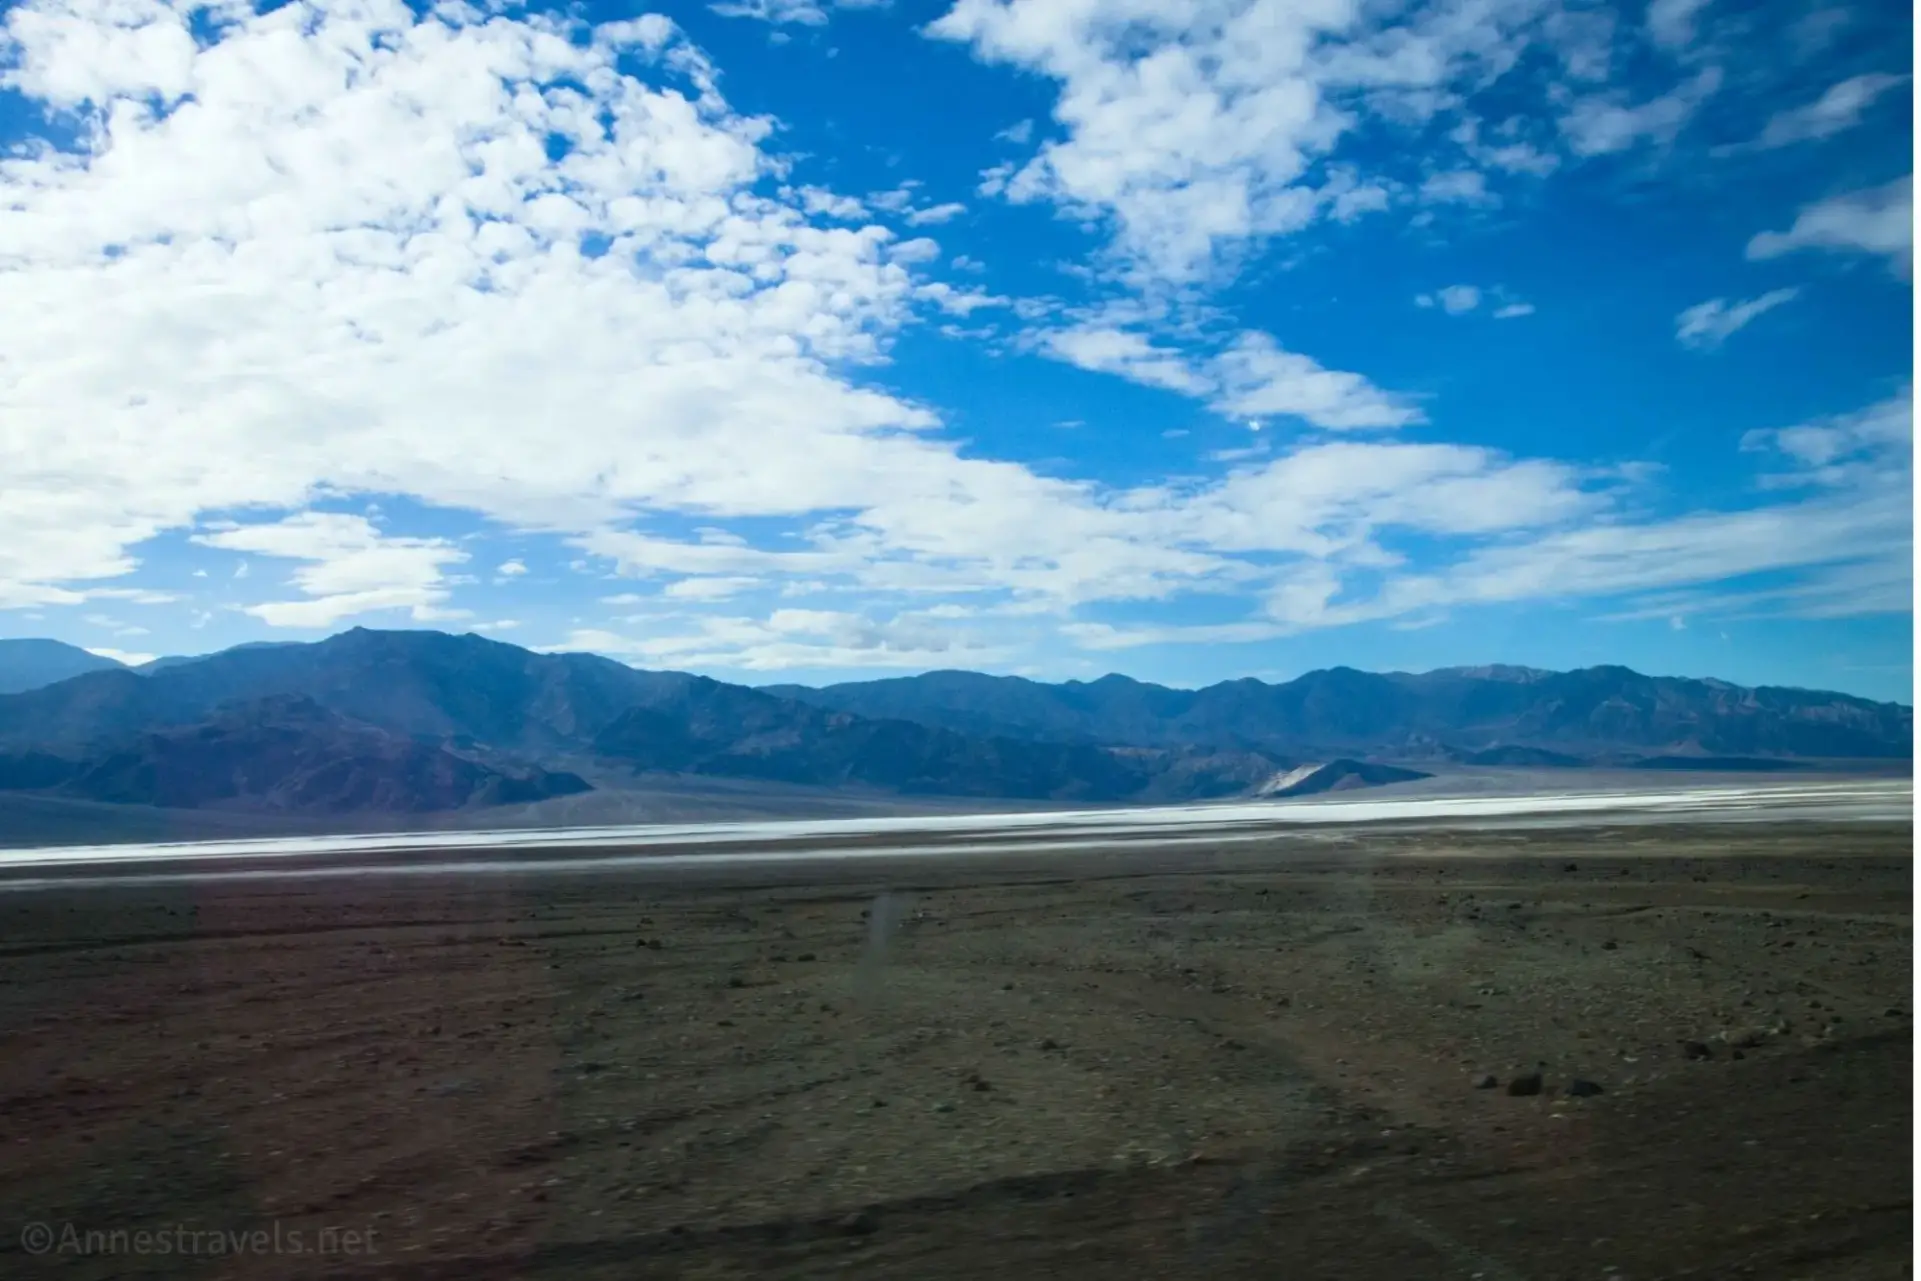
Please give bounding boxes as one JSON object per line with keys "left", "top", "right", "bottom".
{"left": 1738, "top": 73, "right": 1908, "bottom": 151}
{"left": 1674, "top": 288, "right": 1801, "bottom": 349}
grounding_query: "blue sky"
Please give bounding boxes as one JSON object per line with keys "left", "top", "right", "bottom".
{"left": 0, "top": 0, "right": 1912, "bottom": 700}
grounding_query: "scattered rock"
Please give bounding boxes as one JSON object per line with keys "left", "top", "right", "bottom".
{"left": 933, "top": 1101, "right": 955, "bottom": 1114}
{"left": 1474, "top": 1074, "right": 1499, "bottom": 1090}
{"left": 838, "top": 1208, "right": 880, "bottom": 1237}
{"left": 796, "top": 953, "right": 816, "bottom": 962}
{"left": 1506, "top": 1072, "right": 1543, "bottom": 1097}
{"left": 1602, "top": 940, "right": 1618, "bottom": 951}
{"left": 1682, "top": 1040, "right": 1713, "bottom": 1061}
{"left": 727, "top": 976, "right": 745, "bottom": 989}
{"left": 1565, "top": 1079, "right": 1604, "bottom": 1097}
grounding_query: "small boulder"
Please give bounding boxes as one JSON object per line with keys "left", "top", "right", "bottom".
{"left": 1682, "top": 1040, "right": 1713, "bottom": 1060}
{"left": 1474, "top": 1074, "right": 1499, "bottom": 1090}
{"left": 1506, "top": 1072, "right": 1543, "bottom": 1097}
{"left": 838, "top": 1208, "right": 880, "bottom": 1237}
{"left": 1565, "top": 1079, "right": 1604, "bottom": 1098}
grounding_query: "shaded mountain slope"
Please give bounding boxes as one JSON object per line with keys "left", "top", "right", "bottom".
{"left": 0, "top": 639, "right": 124, "bottom": 695}
{"left": 0, "top": 695, "right": 589, "bottom": 813}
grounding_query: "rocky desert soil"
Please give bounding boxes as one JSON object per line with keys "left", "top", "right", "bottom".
{"left": 0, "top": 821, "right": 1909, "bottom": 1279}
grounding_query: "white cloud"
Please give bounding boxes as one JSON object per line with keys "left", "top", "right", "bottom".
{"left": 1559, "top": 67, "right": 1723, "bottom": 156}
{"left": 193, "top": 512, "right": 469, "bottom": 628}
{"left": 914, "top": 281, "right": 1010, "bottom": 316}
{"left": 868, "top": 183, "right": 922, "bottom": 214}
{"left": 661, "top": 576, "right": 761, "bottom": 601}
{"left": 905, "top": 201, "right": 969, "bottom": 226}
{"left": 495, "top": 558, "right": 529, "bottom": 578}
{"left": 927, "top": 0, "right": 1554, "bottom": 285}
{"left": 1674, "top": 288, "right": 1799, "bottom": 349}
{"left": 1420, "top": 170, "right": 1497, "bottom": 206}
{"left": 85, "top": 646, "right": 158, "bottom": 666}
{"left": 0, "top": 0, "right": 959, "bottom": 614}
{"left": 1747, "top": 177, "right": 1913, "bottom": 277}
{"left": 1038, "top": 324, "right": 1421, "bottom": 430}
{"left": 1743, "top": 73, "right": 1907, "bottom": 151}
{"left": 1419, "top": 284, "right": 1529, "bottom": 317}
{"left": 559, "top": 608, "right": 1017, "bottom": 671}
{"left": 994, "top": 119, "right": 1034, "bottom": 145}
{"left": 710, "top": 0, "right": 830, "bottom": 26}
{"left": 1208, "top": 332, "right": 1422, "bottom": 429}
{"left": 1739, "top": 386, "right": 1912, "bottom": 484}
{"left": 890, "top": 236, "right": 943, "bottom": 263}
{"left": 1645, "top": 0, "right": 1711, "bottom": 51}
{"left": 1040, "top": 327, "right": 1214, "bottom": 397}
{"left": 0, "top": 0, "right": 1905, "bottom": 670}
{"left": 1787, "top": 7, "right": 1850, "bottom": 59}
{"left": 796, "top": 186, "right": 869, "bottom": 220}
{"left": 1449, "top": 116, "right": 1561, "bottom": 177}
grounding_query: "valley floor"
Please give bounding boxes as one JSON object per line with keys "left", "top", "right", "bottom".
{"left": 0, "top": 822, "right": 1910, "bottom": 1279}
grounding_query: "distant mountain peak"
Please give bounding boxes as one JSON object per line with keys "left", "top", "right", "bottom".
{"left": 0, "top": 639, "right": 127, "bottom": 695}
{"left": 1429, "top": 664, "right": 1553, "bottom": 683}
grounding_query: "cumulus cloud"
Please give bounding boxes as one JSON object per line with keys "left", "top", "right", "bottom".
{"left": 0, "top": 0, "right": 951, "bottom": 611}
{"left": 1674, "top": 288, "right": 1800, "bottom": 349}
{"left": 1417, "top": 285, "right": 1530, "bottom": 317}
{"left": 926, "top": 0, "right": 1563, "bottom": 286}
{"left": 905, "top": 202, "right": 969, "bottom": 226}
{"left": 193, "top": 512, "right": 469, "bottom": 628}
{"left": 1747, "top": 177, "right": 1913, "bottom": 277}
{"left": 0, "top": 0, "right": 1906, "bottom": 670}
{"left": 1419, "top": 170, "right": 1498, "bottom": 206}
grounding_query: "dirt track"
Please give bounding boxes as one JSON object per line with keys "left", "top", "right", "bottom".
{"left": 0, "top": 822, "right": 1910, "bottom": 1279}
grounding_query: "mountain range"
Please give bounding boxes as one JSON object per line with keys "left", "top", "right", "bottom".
{"left": 763, "top": 664, "right": 1911, "bottom": 761}
{"left": 0, "top": 629, "right": 1907, "bottom": 824}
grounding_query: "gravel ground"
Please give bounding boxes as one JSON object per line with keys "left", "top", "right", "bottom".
{"left": 0, "top": 821, "right": 1909, "bottom": 1279}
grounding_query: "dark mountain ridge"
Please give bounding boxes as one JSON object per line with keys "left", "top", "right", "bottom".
{"left": 0, "top": 629, "right": 1904, "bottom": 821}
{"left": 767, "top": 663, "right": 1911, "bottom": 760}
{"left": 0, "top": 631, "right": 1296, "bottom": 812}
